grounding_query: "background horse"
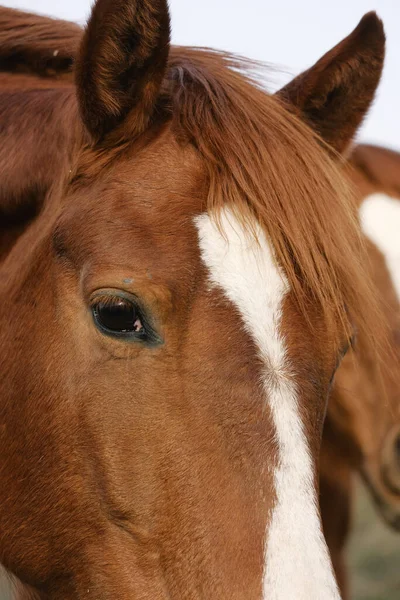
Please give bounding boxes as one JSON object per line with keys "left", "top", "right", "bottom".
{"left": 320, "top": 143, "right": 400, "bottom": 599}
{"left": 0, "top": 6, "right": 79, "bottom": 261}
{"left": 0, "top": 3, "right": 386, "bottom": 599}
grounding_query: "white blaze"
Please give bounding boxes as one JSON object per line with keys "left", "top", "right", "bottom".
{"left": 195, "top": 207, "right": 340, "bottom": 600}
{"left": 360, "top": 193, "right": 400, "bottom": 300}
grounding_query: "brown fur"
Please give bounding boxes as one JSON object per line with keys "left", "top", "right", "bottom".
{"left": 75, "top": 0, "right": 171, "bottom": 140}
{"left": 351, "top": 143, "right": 400, "bottom": 197}
{"left": 0, "top": 3, "right": 386, "bottom": 598}
{"left": 0, "top": 6, "right": 79, "bottom": 77}
{"left": 321, "top": 144, "right": 400, "bottom": 599}
{"left": 0, "top": 7, "right": 79, "bottom": 260}
{"left": 278, "top": 13, "right": 385, "bottom": 155}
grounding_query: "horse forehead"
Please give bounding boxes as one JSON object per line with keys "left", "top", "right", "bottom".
{"left": 107, "top": 126, "right": 205, "bottom": 201}
{"left": 194, "top": 208, "right": 290, "bottom": 353}
{"left": 57, "top": 142, "right": 206, "bottom": 263}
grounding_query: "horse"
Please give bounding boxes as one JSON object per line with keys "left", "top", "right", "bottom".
{"left": 1, "top": 11, "right": 398, "bottom": 599}
{"left": 0, "top": 2, "right": 386, "bottom": 599}
{"left": 0, "top": 6, "right": 79, "bottom": 262}
{"left": 3, "top": 14, "right": 399, "bottom": 598}
{"left": 320, "top": 143, "right": 400, "bottom": 599}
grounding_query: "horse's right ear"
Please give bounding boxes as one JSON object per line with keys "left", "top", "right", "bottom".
{"left": 276, "top": 12, "right": 385, "bottom": 155}
{"left": 75, "top": 0, "right": 170, "bottom": 142}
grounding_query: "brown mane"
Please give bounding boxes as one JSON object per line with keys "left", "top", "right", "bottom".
{"left": 0, "top": 7, "right": 80, "bottom": 78}
{"left": 166, "top": 49, "right": 382, "bottom": 346}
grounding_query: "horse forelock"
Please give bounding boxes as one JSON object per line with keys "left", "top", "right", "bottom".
{"left": 162, "top": 48, "right": 385, "bottom": 352}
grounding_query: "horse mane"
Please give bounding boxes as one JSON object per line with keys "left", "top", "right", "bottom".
{"left": 0, "top": 6, "right": 80, "bottom": 78}
{"left": 0, "top": 7, "right": 383, "bottom": 347}
{"left": 165, "top": 47, "right": 383, "bottom": 346}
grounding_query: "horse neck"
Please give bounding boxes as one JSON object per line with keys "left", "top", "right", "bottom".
{"left": 348, "top": 144, "right": 400, "bottom": 202}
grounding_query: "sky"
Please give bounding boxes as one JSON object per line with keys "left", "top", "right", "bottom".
{"left": 3, "top": 0, "right": 400, "bottom": 150}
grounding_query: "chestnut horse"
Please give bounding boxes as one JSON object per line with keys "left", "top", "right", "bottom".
{"left": 0, "top": 7, "right": 79, "bottom": 262}
{"left": 2, "top": 15, "right": 398, "bottom": 600}
{"left": 0, "top": 3, "right": 386, "bottom": 599}
{"left": 321, "top": 143, "right": 400, "bottom": 599}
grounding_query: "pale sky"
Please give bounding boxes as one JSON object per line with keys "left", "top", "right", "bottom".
{"left": 3, "top": 0, "right": 400, "bottom": 151}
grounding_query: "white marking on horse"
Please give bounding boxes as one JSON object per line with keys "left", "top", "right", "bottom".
{"left": 195, "top": 207, "right": 340, "bottom": 600}
{"left": 360, "top": 193, "right": 400, "bottom": 299}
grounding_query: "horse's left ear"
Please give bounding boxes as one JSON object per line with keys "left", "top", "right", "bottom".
{"left": 75, "top": 0, "right": 170, "bottom": 142}
{"left": 277, "top": 12, "right": 385, "bottom": 154}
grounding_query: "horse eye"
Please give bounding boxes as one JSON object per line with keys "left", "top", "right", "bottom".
{"left": 92, "top": 296, "right": 144, "bottom": 336}
{"left": 329, "top": 340, "right": 352, "bottom": 388}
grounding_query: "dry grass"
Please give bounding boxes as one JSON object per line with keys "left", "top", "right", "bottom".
{"left": 349, "top": 480, "right": 400, "bottom": 600}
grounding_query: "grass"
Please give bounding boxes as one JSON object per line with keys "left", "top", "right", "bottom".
{"left": 349, "top": 480, "right": 400, "bottom": 600}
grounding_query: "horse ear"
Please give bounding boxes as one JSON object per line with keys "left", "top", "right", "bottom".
{"left": 75, "top": 0, "right": 170, "bottom": 142}
{"left": 276, "top": 12, "right": 385, "bottom": 154}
